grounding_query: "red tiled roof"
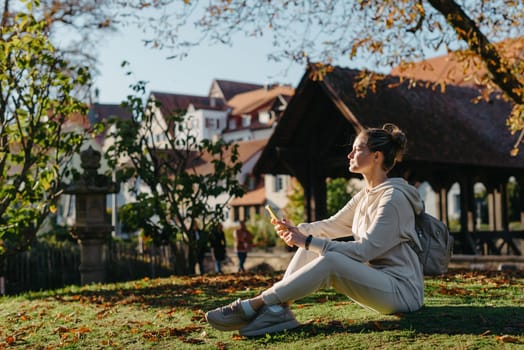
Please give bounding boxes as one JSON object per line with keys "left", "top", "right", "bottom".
{"left": 192, "top": 138, "right": 267, "bottom": 176}
{"left": 212, "top": 79, "right": 264, "bottom": 100}
{"left": 230, "top": 184, "right": 266, "bottom": 206}
{"left": 227, "top": 85, "right": 294, "bottom": 116}
{"left": 88, "top": 103, "right": 133, "bottom": 146}
{"left": 148, "top": 148, "right": 206, "bottom": 171}
{"left": 151, "top": 91, "right": 227, "bottom": 118}
{"left": 391, "top": 37, "right": 524, "bottom": 87}
{"left": 64, "top": 111, "right": 90, "bottom": 130}
{"left": 89, "top": 103, "right": 133, "bottom": 125}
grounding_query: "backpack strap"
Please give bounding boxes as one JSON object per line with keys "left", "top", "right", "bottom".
{"left": 407, "top": 239, "right": 422, "bottom": 255}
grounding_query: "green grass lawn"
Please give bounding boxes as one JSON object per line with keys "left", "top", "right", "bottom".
{"left": 0, "top": 270, "right": 522, "bottom": 349}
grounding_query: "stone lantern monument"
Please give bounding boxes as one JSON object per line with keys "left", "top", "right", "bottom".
{"left": 64, "top": 146, "right": 119, "bottom": 285}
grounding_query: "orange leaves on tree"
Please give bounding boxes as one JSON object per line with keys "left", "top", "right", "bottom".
{"left": 350, "top": 38, "right": 370, "bottom": 58}
{"left": 308, "top": 62, "right": 335, "bottom": 81}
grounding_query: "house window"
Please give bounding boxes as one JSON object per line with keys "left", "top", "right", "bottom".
{"left": 229, "top": 119, "right": 237, "bottom": 129}
{"left": 242, "top": 115, "right": 251, "bottom": 127}
{"left": 132, "top": 176, "right": 142, "bottom": 195}
{"left": 67, "top": 195, "right": 75, "bottom": 217}
{"left": 259, "top": 111, "right": 270, "bottom": 123}
{"left": 247, "top": 176, "right": 256, "bottom": 190}
{"left": 274, "top": 175, "right": 284, "bottom": 192}
{"left": 244, "top": 206, "right": 251, "bottom": 221}
{"left": 205, "top": 118, "right": 216, "bottom": 129}
{"left": 186, "top": 116, "right": 198, "bottom": 129}
{"left": 453, "top": 194, "right": 461, "bottom": 217}
{"left": 233, "top": 206, "right": 240, "bottom": 221}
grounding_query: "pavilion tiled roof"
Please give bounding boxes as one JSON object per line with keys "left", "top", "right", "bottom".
{"left": 333, "top": 68, "right": 523, "bottom": 166}
{"left": 255, "top": 66, "right": 523, "bottom": 177}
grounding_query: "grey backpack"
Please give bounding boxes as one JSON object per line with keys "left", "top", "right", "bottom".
{"left": 408, "top": 211, "right": 454, "bottom": 276}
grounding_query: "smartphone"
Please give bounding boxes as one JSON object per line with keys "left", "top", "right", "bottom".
{"left": 265, "top": 205, "right": 280, "bottom": 221}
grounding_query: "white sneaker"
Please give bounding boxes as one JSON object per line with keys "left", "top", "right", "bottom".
{"left": 239, "top": 305, "right": 299, "bottom": 336}
{"left": 205, "top": 298, "right": 253, "bottom": 331}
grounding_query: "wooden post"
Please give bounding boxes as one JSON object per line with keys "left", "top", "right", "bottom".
{"left": 494, "top": 187, "right": 503, "bottom": 231}
{"left": 500, "top": 182, "right": 509, "bottom": 231}
{"left": 488, "top": 192, "right": 495, "bottom": 231}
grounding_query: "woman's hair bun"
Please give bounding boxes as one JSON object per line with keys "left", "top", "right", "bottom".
{"left": 382, "top": 123, "right": 407, "bottom": 162}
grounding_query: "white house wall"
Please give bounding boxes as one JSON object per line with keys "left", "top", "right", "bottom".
{"left": 206, "top": 149, "right": 264, "bottom": 228}
{"left": 177, "top": 106, "right": 229, "bottom": 144}
{"left": 252, "top": 127, "right": 274, "bottom": 140}
{"left": 149, "top": 108, "right": 170, "bottom": 148}
{"left": 264, "top": 174, "right": 291, "bottom": 209}
{"left": 222, "top": 128, "right": 254, "bottom": 142}
{"left": 199, "top": 109, "right": 229, "bottom": 142}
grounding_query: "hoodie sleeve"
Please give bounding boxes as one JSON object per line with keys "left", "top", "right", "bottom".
{"left": 306, "top": 189, "right": 409, "bottom": 262}
{"left": 296, "top": 190, "right": 365, "bottom": 239}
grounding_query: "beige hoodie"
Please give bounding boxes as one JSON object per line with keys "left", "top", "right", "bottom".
{"left": 297, "top": 177, "right": 424, "bottom": 305}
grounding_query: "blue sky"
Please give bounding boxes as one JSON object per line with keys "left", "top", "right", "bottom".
{"left": 94, "top": 28, "right": 308, "bottom": 104}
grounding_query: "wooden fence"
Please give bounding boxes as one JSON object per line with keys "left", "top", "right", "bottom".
{"left": 1, "top": 241, "right": 175, "bottom": 295}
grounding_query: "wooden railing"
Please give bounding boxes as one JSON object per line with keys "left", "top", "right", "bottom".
{"left": 451, "top": 231, "right": 524, "bottom": 255}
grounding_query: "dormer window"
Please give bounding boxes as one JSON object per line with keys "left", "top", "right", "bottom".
{"left": 258, "top": 111, "right": 270, "bottom": 124}
{"left": 247, "top": 176, "right": 256, "bottom": 190}
{"left": 229, "top": 119, "right": 237, "bottom": 130}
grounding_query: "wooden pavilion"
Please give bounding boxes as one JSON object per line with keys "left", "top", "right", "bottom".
{"left": 254, "top": 66, "right": 524, "bottom": 255}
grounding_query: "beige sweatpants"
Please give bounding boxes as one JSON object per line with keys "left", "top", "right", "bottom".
{"left": 261, "top": 248, "right": 422, "bottom": 314}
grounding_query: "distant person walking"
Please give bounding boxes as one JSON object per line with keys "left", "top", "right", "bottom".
{"left": 190, "top": 222, "right": 209, "bottom": 275}
{"left": 233, "top": 221, "right": 253, "bottom": 273}
{"left": 209, "top": 223, "right": 227, "bottom": 274}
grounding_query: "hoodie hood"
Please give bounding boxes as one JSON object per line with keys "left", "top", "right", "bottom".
{"left": 369, "top": 177, "right": 424, "bottom": 215}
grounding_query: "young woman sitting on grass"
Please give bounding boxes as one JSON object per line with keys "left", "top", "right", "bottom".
{"left": 205, "top": 123, "right": 425, "bottom": 337}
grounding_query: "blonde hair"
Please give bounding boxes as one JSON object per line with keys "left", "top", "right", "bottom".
{"left": 360, "top": 123, "right": 407, "bottom": 172}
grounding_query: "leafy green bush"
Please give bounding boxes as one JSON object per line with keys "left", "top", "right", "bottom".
{"left": 247, "top": 215, "right": 278, "bottom": 249}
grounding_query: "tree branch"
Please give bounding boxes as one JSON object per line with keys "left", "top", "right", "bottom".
{"left": 426, "top": 0, "right": 524, "bottom": 105}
